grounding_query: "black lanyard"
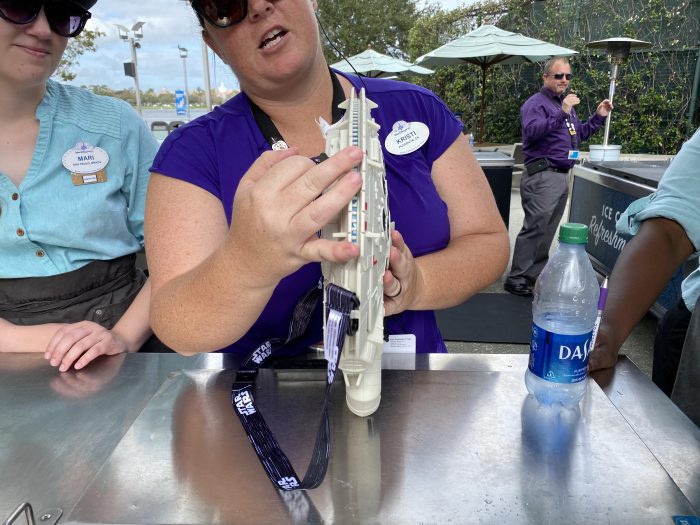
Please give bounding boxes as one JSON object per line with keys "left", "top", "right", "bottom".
{"left": 547, "top": 92, "right": 578, "bottom": 150}
{"left": 247, "top": 69, "right": 346, "bottom": 152}
{"left": 231, "top": 281, "right": 358, "bottom": 490}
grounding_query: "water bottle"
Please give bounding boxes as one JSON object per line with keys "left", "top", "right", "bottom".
{"left": 468, "top": 132, "right": 475, "bottom": 147}
{"left": 525, "top": 223, "right": 599, "bottom": 407}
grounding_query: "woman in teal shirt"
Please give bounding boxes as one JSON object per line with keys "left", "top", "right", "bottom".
{"left": 0, "top": 0, "right": 159, "bottom": 370}
{"left": 590, "top": 128, "right": 700, "bottom": 397}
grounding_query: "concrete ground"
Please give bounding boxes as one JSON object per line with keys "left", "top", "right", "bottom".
{"left": 445, "top": 158, "right": 658, "bottom": 379}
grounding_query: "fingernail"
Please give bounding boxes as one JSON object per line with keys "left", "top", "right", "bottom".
{"left": 348, "top": 147, "right": 362, "bottom": 160}
{"left": 50, "top": 360, "right": 57, "bottom": 367}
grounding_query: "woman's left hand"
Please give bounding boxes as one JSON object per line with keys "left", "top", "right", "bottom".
{"left": 384, "top": 229, "right": 420, "bottom": 316}
{"left": 44, "top": 321, "right": 129, "bottom": 372}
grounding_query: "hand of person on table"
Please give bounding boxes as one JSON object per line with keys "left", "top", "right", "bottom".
{"left": 562, "top": 93, "right": 580, "bottom": 113}
{"left": 228, "top": 146, "right": 363, "bottom": 287}
{"left": 49, "top": 353, "right": 125, "bottom": 398}
{"left": 45, "top": 321, "right": 129, "bottom": 372}
{"left": 596, "top": 99, "right": 614, "bottom": 118}
{"left": 384, "top": 230, "right": 420, "bottom": 316}
{"left": 588, "top": 324, "right": 623, "bottom": 372}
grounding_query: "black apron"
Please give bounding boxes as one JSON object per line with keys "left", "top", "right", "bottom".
{"left": 0, "top": 254, "right": 146, "bottom": 330}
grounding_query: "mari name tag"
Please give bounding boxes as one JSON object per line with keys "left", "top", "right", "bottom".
{"left": 62, "top": 141, "right": 110, "bottom": 185}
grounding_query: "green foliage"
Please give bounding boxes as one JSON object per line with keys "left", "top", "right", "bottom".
{"left": 406, "top": 0, "right": 699, "bottom": 152}
{"left": 56, "top": 28, "right": 105, "bottom": 81}
{"left": 317, "top": 0, "right": 419, "bottom": 63}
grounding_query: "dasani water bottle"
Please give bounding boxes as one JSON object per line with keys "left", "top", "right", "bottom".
{"left": 525, "top": 223, "right": 599, "bottom": 407}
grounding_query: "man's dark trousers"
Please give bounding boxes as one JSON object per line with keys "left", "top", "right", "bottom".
{"left": 506, "top": 167, "right": 569, "bottom": 288}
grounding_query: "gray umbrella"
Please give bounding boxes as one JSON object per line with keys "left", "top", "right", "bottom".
{"left": 416, "top": 24, "right": 578, "bottom": 142}
{"left": 331, "top": 48, "right": 433, "bottom": 79}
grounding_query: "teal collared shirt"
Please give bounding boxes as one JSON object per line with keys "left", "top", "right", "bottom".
{"left": 0, "top": 80, "right": 158, "bottom": 278}
{"left": 617, "top": 127, "right": 700, "bottom": 312}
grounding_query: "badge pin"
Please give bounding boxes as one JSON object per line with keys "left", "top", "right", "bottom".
{"left": 271, "top": 139, "right": 289, "bottom": 151}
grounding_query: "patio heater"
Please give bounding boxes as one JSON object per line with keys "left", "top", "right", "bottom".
{"left": 585, "top": 37, "right": 651, "bottom": 153}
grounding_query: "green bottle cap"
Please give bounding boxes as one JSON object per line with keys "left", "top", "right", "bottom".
{"left": 559, "top": 223, "right": 588, "bottom": 244}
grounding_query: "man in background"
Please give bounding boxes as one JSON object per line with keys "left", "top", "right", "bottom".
{"left": 504, "top": 57, "right": 613, "bottom": 296}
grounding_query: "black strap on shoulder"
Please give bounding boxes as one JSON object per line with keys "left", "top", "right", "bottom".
{"left": 247, "top": 68, "right": 346, "bottom": 149}
{"left": 231, "top": 281, "right": 358, "bottom": 490}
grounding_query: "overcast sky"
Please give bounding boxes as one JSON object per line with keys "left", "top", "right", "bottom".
{"left": 67, "top": 0, "right": 472, "bottom": 93}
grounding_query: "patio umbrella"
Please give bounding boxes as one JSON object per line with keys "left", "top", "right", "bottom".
{"left": 331, "top": 48, "right": 433, "bottom": 79}
{"left": 416, "top": 24, "right": 577, "bottom": 142}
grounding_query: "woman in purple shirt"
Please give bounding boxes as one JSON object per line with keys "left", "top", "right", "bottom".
{"left": 145, "top": 0, "right": 509, "bottom": 356}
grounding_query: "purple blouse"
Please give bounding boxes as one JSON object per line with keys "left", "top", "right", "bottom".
{"left": 151, "top": 71, "right": 462, "bottom": 354}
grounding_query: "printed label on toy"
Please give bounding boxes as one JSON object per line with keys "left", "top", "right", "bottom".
{"left": 383, "top": 334, "right": 416, "bottom": 354}
{"left": 384, "top": 121, "right": 429, "bottom": 155}
{"left": 528, "top": 323, "right": 592, "bottom": 384}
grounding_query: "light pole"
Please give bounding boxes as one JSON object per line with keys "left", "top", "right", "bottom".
{"left": 116, "top": 22, "right": 146, "bottom": 116}
{"left": 178, "top": 0, "right": 213, "bottom": 111}
{"left": 178, "top": 45, "right": 191, "bottom": 120}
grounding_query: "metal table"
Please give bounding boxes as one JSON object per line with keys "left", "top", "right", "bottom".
{"left": 1, "top": 353, "right": 698, "bottom": 524}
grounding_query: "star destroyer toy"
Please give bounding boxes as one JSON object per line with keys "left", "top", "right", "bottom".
{"left": 321, "top": 88, "right": 391, "bottom": 417}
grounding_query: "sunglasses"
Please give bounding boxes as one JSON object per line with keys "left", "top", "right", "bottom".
{"left": 549, "top": 73, "right": 574, "bottom": 81}
{"left": 191, "top": 0, "right": 248, "bottom": 28}
{"left": 0, "top": 0, "right": 91, "bottom": 38}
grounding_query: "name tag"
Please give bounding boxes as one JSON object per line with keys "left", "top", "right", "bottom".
{"left": 568, "top": 150, "right": 580, "bottom": 160}
{"left": 63, "top": 141, "right": 110, "bottom": 185}
{"left": 383, "top": 334, "right": 416, "bottom": 354}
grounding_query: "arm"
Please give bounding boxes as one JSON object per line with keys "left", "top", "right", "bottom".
{"left": 521, "top": 101, "right": 567, "bottom": 144}
{"left": 3, "top": 279, "right": 154, "bottom": 371}
{"left": 589, "top": 217, "right": 693, "bottom": 371}
{"left": 145, "top": 147, "right": 364, "bottom": 355}
{"left": 576, "top": 99, "right": 612, "bottom": 142}
{"left": 0, "top": 318, "right": 63, "bottom": 353}
{"left": 384, "top": 135, "right": 510, "bottom": 315}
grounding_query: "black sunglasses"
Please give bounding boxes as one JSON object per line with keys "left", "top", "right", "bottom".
{"left": 0, "top": 0, "right": 91, "bottom": 38}
{"left": 191, "top": 0, "right": 248, "bottom": 28}
{"left": 549, "top": 73, "right": 574, "bottom": 81}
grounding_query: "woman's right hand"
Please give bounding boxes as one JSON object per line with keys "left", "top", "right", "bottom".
{"left": 588, "top": 324, "right": 622, "bottom": 372}
{"left": 227, "top": 146, "right": 363, "bottom": 286}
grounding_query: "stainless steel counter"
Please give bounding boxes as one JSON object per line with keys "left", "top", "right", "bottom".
{"left": 1, "top": 353, "right": 698, "bottom": 524}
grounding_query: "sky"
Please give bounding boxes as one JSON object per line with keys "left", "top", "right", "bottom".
{"left": 67, "top": 0, "right": 471, "bottom": 93}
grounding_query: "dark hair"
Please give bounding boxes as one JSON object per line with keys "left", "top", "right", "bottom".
{"left": 74, "top": 0, "right": 98, "bottom": 9}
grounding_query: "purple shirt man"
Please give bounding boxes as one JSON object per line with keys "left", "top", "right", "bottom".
{"left": 520, "top": 87, "right": 607, "bottom": 169}
{"left": 504, "top": 57, "right": 613, "bottom": 297}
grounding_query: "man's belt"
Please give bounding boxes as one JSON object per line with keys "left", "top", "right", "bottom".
{"left": 525, "top": 158, "right": 570, "bottom": 175}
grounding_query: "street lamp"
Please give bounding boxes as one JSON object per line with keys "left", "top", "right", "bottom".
{"left": 178, "top": 0, "right": 213, "bottom": 111}
{"left": 178, "top": 45, "right": 191, "bottom": 120}
{"left": 116, "top": 22, "right": 146, "bottom": 116}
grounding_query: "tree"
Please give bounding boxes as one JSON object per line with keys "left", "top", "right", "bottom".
{"left": 55, "top": 28, "right": 105, "bottom": 82}
{"left": 317, "top": 0, "right": 420, "bottom": 63}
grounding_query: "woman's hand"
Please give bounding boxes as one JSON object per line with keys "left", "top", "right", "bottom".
{"left": 45, "top": 321, "right": 129, "bottom": 372}
{"left": 588, "top": 323, "right": 622, "bottom": 372}
{"left": 384, "top": 230, "right": 420, "bottom": 316}
{"left": 227, "top": 147, "right": 364, "bottom": 287}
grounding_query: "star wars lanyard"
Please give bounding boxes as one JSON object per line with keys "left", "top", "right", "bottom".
{"left": 231, "top": 280, "right": 358, "bottom": 490}
{"left": 247, "top": 68, "right": 346, "bottom": 160}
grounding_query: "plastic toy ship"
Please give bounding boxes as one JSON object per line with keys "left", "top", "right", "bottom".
{"left": 321, "top": 88, "right": 391, "bottom": 417}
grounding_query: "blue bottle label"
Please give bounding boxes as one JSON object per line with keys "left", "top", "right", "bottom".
{"left": 528, "top": 323, "right": 592, "bottom": 384}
